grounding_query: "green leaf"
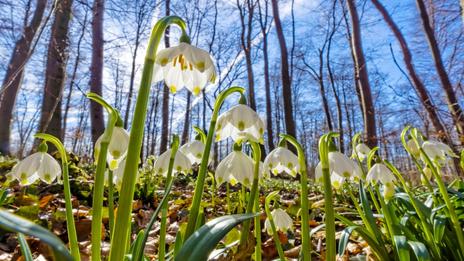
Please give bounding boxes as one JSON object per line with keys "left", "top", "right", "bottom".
{"left": 393, "top": 235, "right": 410, "bottom": 261}
{"left": 173, "top": 230, "right": 183, "bottom": 257}
{"left": 128, "top": 230, "right": 145, "bottom": 261}
{"left": 175, "top": 213, "right": 257, "bottom": 261}
{"left": 359, "top": 182, "right": 383, "bottom": 244}
{"left": 433, "top": 216, "right": 446, "bottom": 243}
{"left": 18, "top": 233, "right": 33, "bottom": 261}
{"left": 0, "top": 209, "right": 72, "bottom": 261}
{"left": 407, "top": 241, "right": 431, "bottom": 261}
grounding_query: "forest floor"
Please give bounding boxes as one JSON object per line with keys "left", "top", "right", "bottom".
{"left": 0, "top": 154, "right": 374, "bottom": 261}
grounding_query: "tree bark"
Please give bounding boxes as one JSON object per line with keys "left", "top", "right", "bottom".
{"left": 38, "top": 0, "right": 73, "bottom": 143}
{"left": 258, "top": 0, "right": 275, "bottom": 151}
{"left": 88, "top": 0, "right": 105, "bottom": 146}
{"left": 0, "top": 0, "right": 47, "bottom": 155}
{"left": 159, "top": 0, "right": 171, "bottom": 153}
{"left": 415, "top": 0, "right": 464, "bottom": 143}
{"left": 271, "top": 0, "right": 296, "bottom": 140}
{"left": 346, "top": 0, "right": 377, "bottom": 147}
{"left": 181, "top": 92, "right": 191, "bottom": 144}
{"left": 371, "top": 0, "right": 449, "bottom": 141}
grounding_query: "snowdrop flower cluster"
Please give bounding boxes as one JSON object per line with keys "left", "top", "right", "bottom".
{"left": 179, "top": 140, "right": 213, "bottom": 165}
{"left": 315, "top": 151, "right": 361, "bottom": 189}
{"left": 9, "top": 150, "right": 61, "bottom": 185}
{"left": 154, "top": 42, "right": 216, "bottom": 96}
{"left": 215, "top": 104, "right": 265, "bottom": 144}
{"left": 421, "top": 140, "right": 458, "bottom": 165}
{"left": 95, "top": 127, "right": 130, "bottom": 170}
{"left": 154, "top": 149, "right": 192, "bottom": 177}
{"left": 263, "top": 147, "right": 299, "bottom": 177}
{"left": 354, "top": 143, "right": 371, "bottom": 161}
{"left": 264, "top": 208, "right": 293, "bottom": 235}
{"left": 366, "top": 163, "right": 397, "bottom": 200}
{"left": 215, "top": 151, "right": 255, "bottom": 187}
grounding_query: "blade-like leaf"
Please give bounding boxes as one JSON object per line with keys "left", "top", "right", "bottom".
{"left": 393, "top": 235, "right": 410, "bottom": 261}
{"left": 0, "top": 209, "right": 72, "bottom": 261}
{"left": 408, "top": 241, "right": 431, "bottom": 261}
{"left": 359, "top": 182, "right": 383, "bottom": 244}
{"left": 175, "top": 213, "right": 257, "bottom": 261}
{"left": 433, "top": 216, "right": 446, "bottom": 243}
{"left": 18, "top": 233, "right": 33, "bottom": 261}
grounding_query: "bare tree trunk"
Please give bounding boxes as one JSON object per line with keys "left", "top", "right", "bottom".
{"left": 237, "top": 0, "right": 257, "bottom": 110}
{"left": 371, "top": 0, "right": 449, "bottom": 141}
{"left": 416, "top": 0, "right": 464, "bottom": 143}
{"left": 88, "top": 0, "right": 105, "bottom": 146}
{"left": 38, "top": 0, "right": 73, "bottom": 144}
{"left": 258, "top": 0, "right": 275, "bottom": 151}
{"left": 159, "top": 0, "right": 171, "bottom": 153}
{"left": 63, "top": 11, "right": 88, "bottom": 141}
{"left": 181, "top": 92, "right": 191, "bottom": 144}
{"left": 346, "top": 0, "right": 377, "bottom": 147}
{"left": 271, "top": 0, "right": 296, "bottom": 140}
{"left": 0, "top": 0, "right": 47, "bottom": 155}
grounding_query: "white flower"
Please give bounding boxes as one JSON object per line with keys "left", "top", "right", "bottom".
{"left": 407, "top": 139, "right": 420, "bottom": 157}
{"left": 215, "top": 104, "right": 265, "bottom": 143}
{"left": 354, "top": 143, "right": 371, "bottom": 161}
{"left": 95, "top": 127, "right": 130, "bottom": 171}
{"left": 264, "top": 208, "right": 293, "bottom": 235}
{"left": 421, "top": 140, "right": 457, "bottom": 165}
{"left": 179, "top": 140, "right": 213, "bottom": 165}
{"left": 10, "top": 152, "right": 61, "bottom": 185}
{"left": 154, "top": 42, "right": 216, "bottom": 95}
{"left": 315, "top": 162, "right": 345, "bottom": 189}
{"left": 263, "top": 147, "right": 299, "bottom": 177}
{"left": 215, "top": 151, "right": 255, "bottom": 187}
{"left": 315, "top": 152, "right": 360, "bottom": 189}
{"left": 366, "top": 163, "right": 396, "bottom": 186}
{"left": 154, "top": 149, "right": 192, "bottom": 177}
{"left": 382, "top": 183, "right": 395, "bottom": 201}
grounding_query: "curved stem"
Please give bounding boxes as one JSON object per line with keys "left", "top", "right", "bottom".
{"left": 34, "top": 134, "right": 80, "bottom": 261}
{"left": 134, "top": 135, "right": 180, "bottom": 261}
{"left": 184, "top": 86, "right": 245, "bottom": 240}
{"left": 254, "top": 192, "right": 262, "bottom": 261}
{"left": 109, "top": 16, "right": 187, "bottom": 261}
{"left": 281, "top": 134, "right": 311, "bottom": 261}
{"left": 317, "top": 133, "right": 337, "bottom": 261}
{"left": 265, "top": 192, "right": 285, "bottom": 260}
{"left": 239, "top": 141, "right": 261, "bottom": 248}
{"left": 108, "top": 170, "right": 115, "bottom": 235}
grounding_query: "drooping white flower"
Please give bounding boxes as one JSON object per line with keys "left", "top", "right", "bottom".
{"left": 354, "top": 143, "right": 371, "bottom": 161}
{"left": 154, "top": 149, "right": 192, "bottom": 177}
{"left": 154, "top": 42, "right": 216, "bottom": 96}
{"left": 215, "top": 104, "right": 265, "bottom": 143}
{"left": 95, "top": 127, "right": 130, "bottom": 171}
{"left": 421, "top": 140, "right": 457, "bottom": 165}
{"left": 215, "top": 151, "right": 255, "bottom": 187}
{"left": 382, "top": 183, "right": 395, "bottom": 201}
{"left": 407, "top": 139, "right": 420, "bottom": 157}
{"left": 264, "top": 208, "right": 293, "bottom": 235}
{"left": 179, "top": 140, "right": 213, "bottom": 165}
{"left": 10, "top": 152, "right": 61, "bottom": 185}
{"left": 315, "top": 152, "right": 360, "bottom": 189}
{"left": 263, "top": 147, "right": 299, "bottom": 177}
{"left": 366, "top": 163, "right": 396, "bottom": 186}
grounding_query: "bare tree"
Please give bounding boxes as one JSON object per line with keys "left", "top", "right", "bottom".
{"left": 0, "top": 0, "right": 47, "bottom": 155}
{"left": 271, "top": 0, "right": 296, "bottom": 140}
{"left": 416, "top": 0, "right": 464, "bottom": 143}
{"left": 159, "top": 0, "right": 171, "bottom": 153}
{"left": 88, "top": 0, "right": 105, "bottom": 145}
{"left": 345, "top": 0, "right": 377, "bottom": 147}
{"left": 257, "top": 0, "right": 274, "bottom": 151}
{"left": 38, "top": 0, "right": 73, "bottom": 143}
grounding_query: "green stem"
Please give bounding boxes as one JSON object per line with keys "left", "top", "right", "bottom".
{"left": 318, "top": 133, "right": 336, "bottom": 261}
{"left": 134, "top": 135, "right": 180, "bottom": 261}
{"left": 109, "top": 16, "right": 188, "bottom": 261}
{"left": 158, "top": 206, "right": 168, "bottom": 261}
{"left": 35, "top": 134, "right": 80, "bottom": 261}
{"left": 108, "top": 170, "right": 115, "bottom": 235}
{"left": 265, "top": 193, "right": 285, "bottom": 260}
{"left": 281, "top": 134, "right": 311, "bottom": 261}
{"left": 254, "top": 193, "right": 262, "bottom": 261}
{"left": 226, "top": 183, "right": 231, "bottom": 214}
{"left": 184, "top": 86, "right": 245, "bottom": 240}
{"left": 87, "top": 93, "right": 119, "bottom": 261}
{"left": 374, "top": 186, "right": 398, "bottom": 261}
{"left": 239, "top": 142, "right": 261, "bottom": 248}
